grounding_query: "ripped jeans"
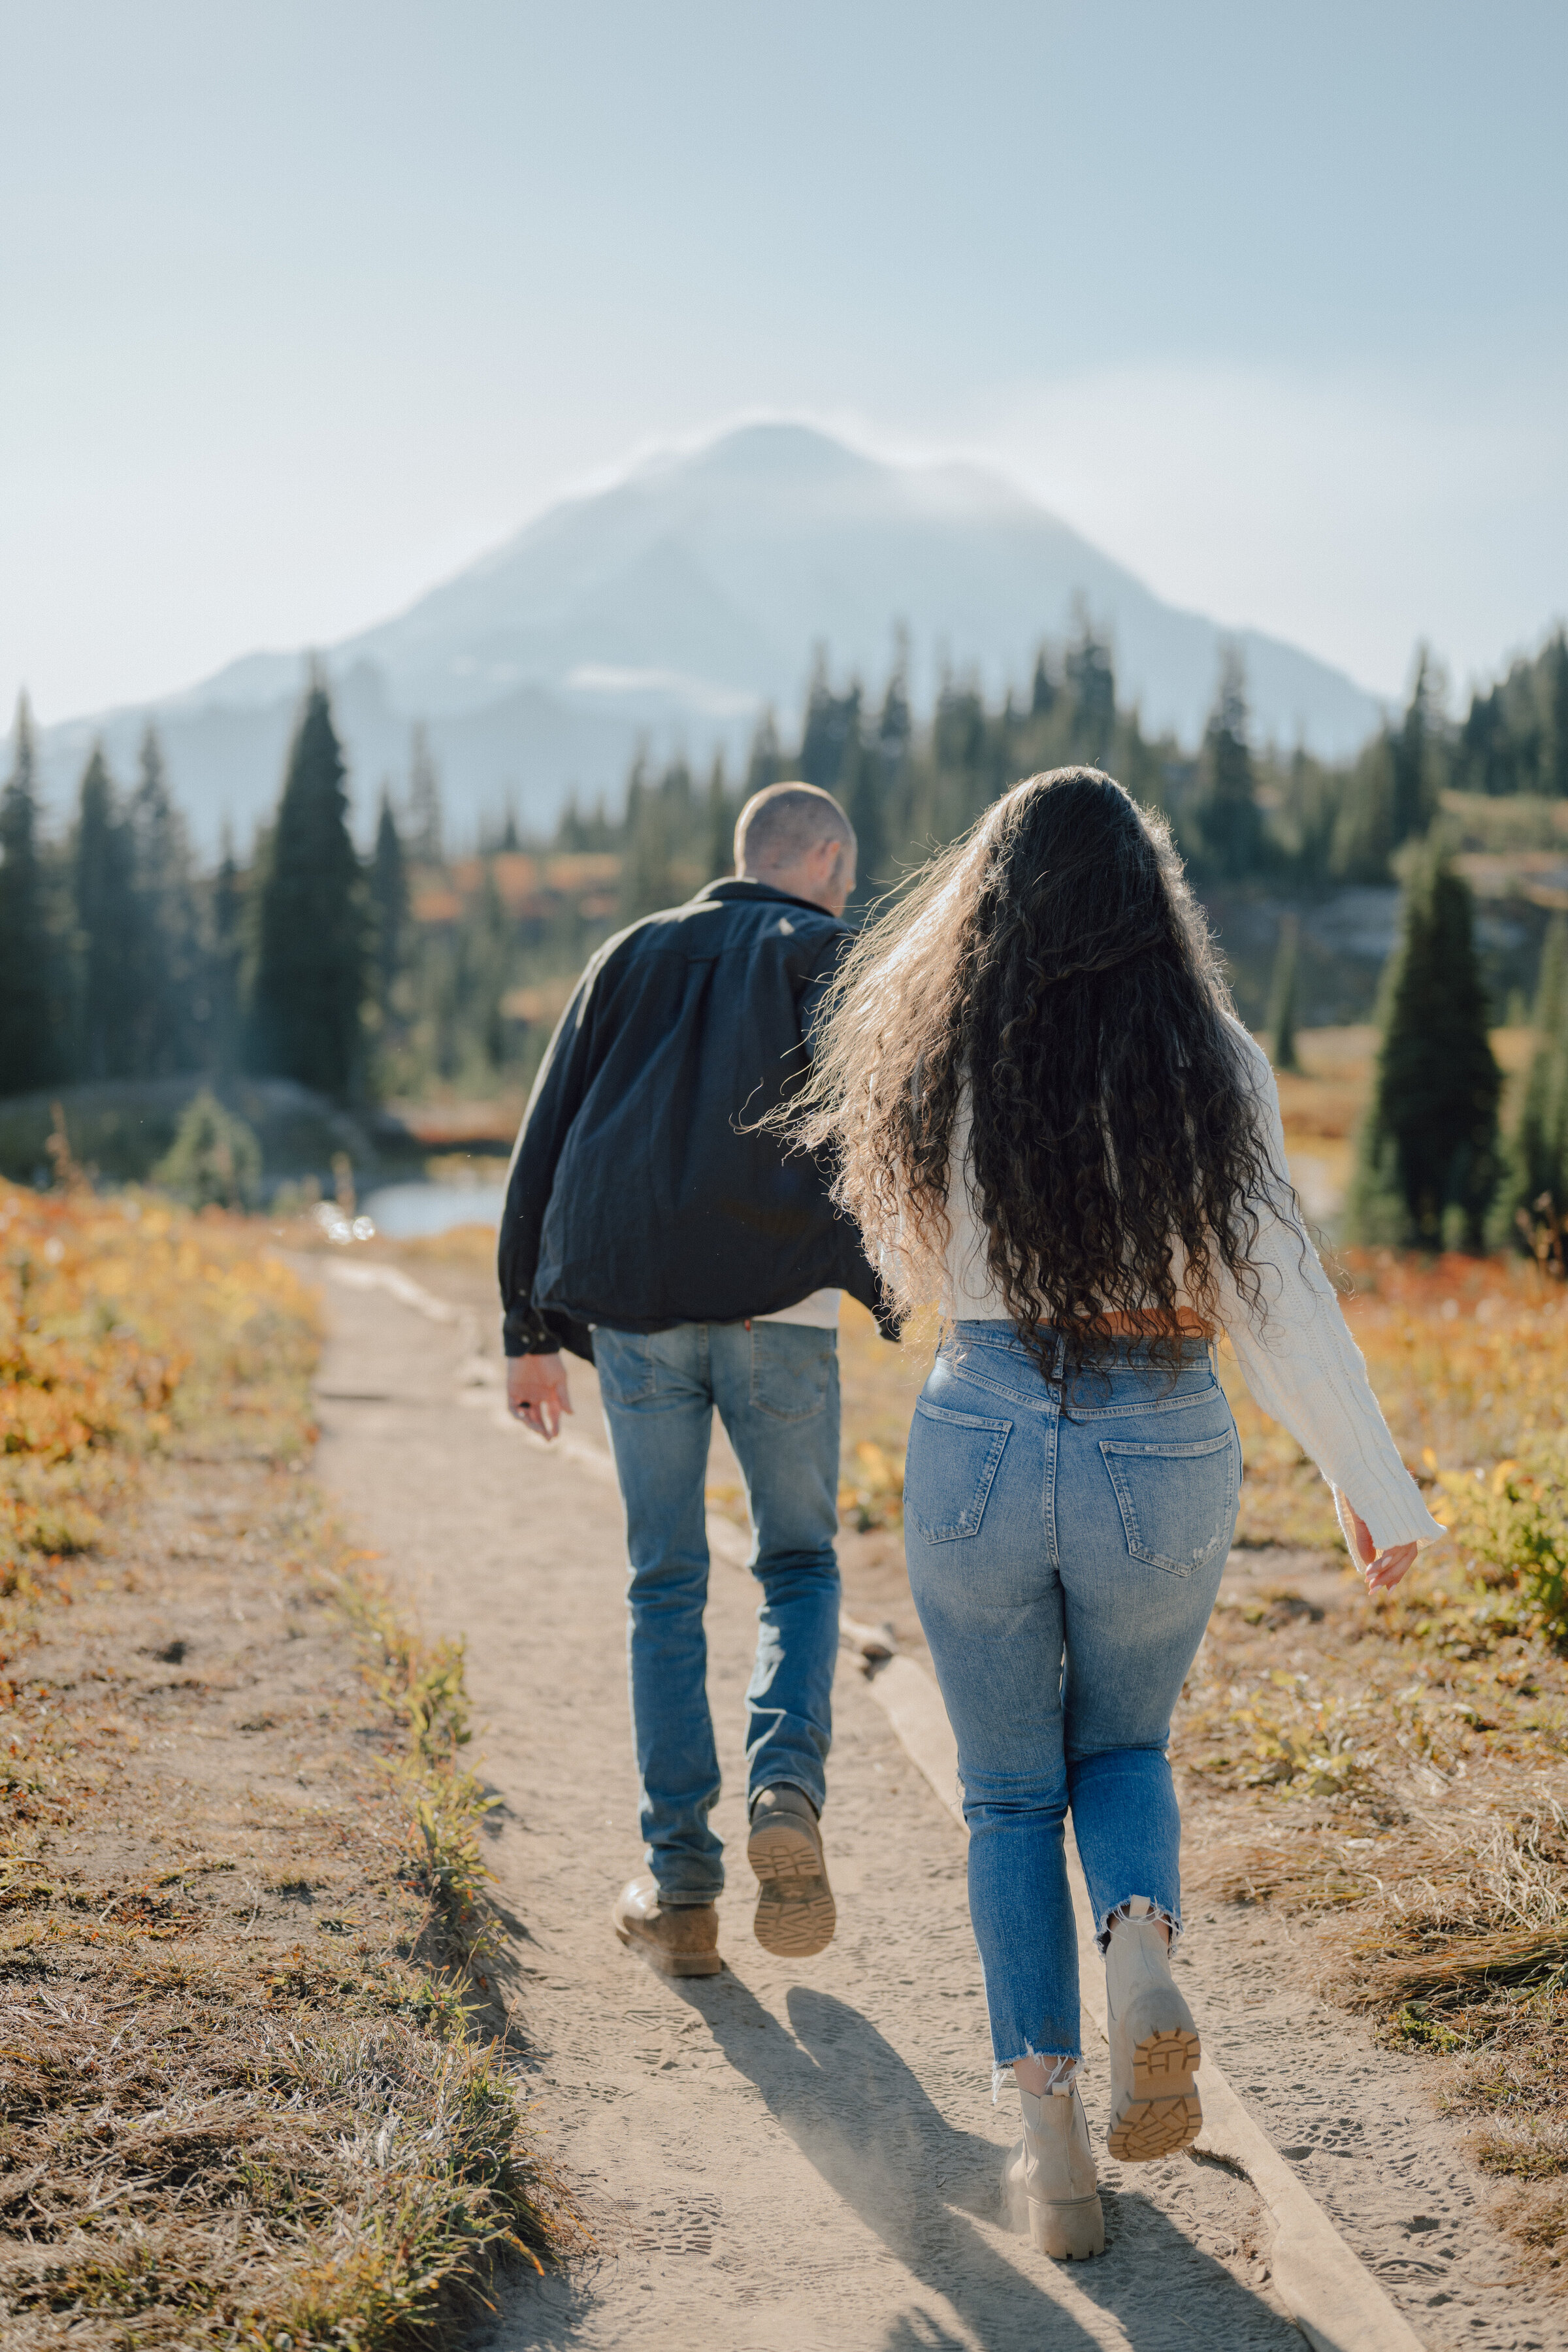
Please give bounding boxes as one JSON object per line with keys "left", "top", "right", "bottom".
{"left": 904, "top": 1324, "right": 1239, "bottom": 2080}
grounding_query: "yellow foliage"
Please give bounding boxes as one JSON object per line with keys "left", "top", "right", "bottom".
{"left": 0, "top": 1182, "right": 318, "bottom": 1585}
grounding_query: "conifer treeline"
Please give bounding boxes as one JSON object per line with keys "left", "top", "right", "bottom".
{"left": 588, "top": 624, "right": 1568, "bottom": 930}
{"left": 3, "top": 619, "right": 1567, "bottom": 1128}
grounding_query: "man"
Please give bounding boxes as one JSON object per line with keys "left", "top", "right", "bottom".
{"left": 499, "top": 781, "right": 893, "bottom": 1976}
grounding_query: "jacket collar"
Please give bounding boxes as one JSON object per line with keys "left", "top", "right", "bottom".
{"left": 694, "top": 876, "right": 845, "bottom": 924}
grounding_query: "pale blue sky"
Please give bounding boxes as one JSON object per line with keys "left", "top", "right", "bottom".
{"left": 4, "top": 0, "right": 1565, "bottom": 723}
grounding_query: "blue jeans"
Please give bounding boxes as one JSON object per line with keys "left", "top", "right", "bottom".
{"left": 904, "top": 1323, "right": 1239, "bottom": 2075}
{"left": 594, "top": 1320, "right": 841, "bottom": 1905}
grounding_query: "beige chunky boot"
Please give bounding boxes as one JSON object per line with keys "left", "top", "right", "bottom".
{"left": 1104, "top": 1896, "right": 1201, "bottom": 2160}
{"left": 747, "top": 1784, "right": 836, "bottom": 1958}
{"left": 1004, "top": 2085, "right": 1105, "bottom": 2259}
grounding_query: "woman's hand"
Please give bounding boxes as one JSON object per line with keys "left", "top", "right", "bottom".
{"left": 506, "top": 1351, "right": 573, "bottom": 1440}
{"left": 1335, "top": 1490, "right": 1417, "bottom": 1593}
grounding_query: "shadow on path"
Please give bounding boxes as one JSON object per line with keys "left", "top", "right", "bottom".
{"left": 670, "top": 1973, "right": 1299, "bottom": 2352}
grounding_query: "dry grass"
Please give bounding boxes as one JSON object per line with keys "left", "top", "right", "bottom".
{"left": 1, "top": 1177, "right": 568, "bottom": 2348}
{"left": 1169, "top": 1245, "right": 1568, "bottom": 2279}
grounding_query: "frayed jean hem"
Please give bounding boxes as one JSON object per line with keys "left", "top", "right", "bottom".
{"left": 1095, "top": 1895, "right": 1181, "bottom": 1954}
{"left": 992, "top": 2050, "right": 1081, "bottom": 2104}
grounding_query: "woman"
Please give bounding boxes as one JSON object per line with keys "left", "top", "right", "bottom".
{"left": 789, "top": 768, "right": 1441, "bottom": 2261}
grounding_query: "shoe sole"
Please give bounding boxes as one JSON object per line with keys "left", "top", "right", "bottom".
{"left": 1107, "top": 2025, "right": 1203, "bottom": 2161}
{"left": 747, "top": 1814, "right": 836, "bottom": 1957}
{"left": 612, "top": 1914, "right": 723, "bottom": 1977}
{"left": 1027, "top": 2193, "right": 1106, "bottom": 2261}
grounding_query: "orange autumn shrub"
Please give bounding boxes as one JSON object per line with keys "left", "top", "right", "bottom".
{"left": 1, "top": 1181, "right": 318, "bottom": 1584}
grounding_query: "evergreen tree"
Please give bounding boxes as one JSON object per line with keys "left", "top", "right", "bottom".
{"left": 616, "top": 759, "right": 673, "bottom": 921}
{"left": 0, "top": 696, "right": 61, "bottom": 1094}
{"left": 407, "top": 723, "right": 444, "bottom": 862}
{"left": 1198, "top": 650, "right": 1263, "bottom": 877}
{"left": 1350, "top": 845, "right": 1501, "bottom": 1248}
{"left": 369, "top": 789, "right": 410, "bottom": 1024}
{"left": 704, "top": 753, "right": 734, "bottom": 881}
{"left": 1267, "top": 912, "right": 1301, "bottom": 1072}
{"left": 841, "top": 711, "right": 887, "bottom": 913}
{"left": 208, "top": 832, "right": 244, "bottom": 1073}
{"left": 1543, "top": 630, "right": 1568, "bottom": 799}
{"left": 127, "top": 725, "right": 201, "bottom": 1074}
{"left": 798, "top": 661, "right": 860, "bottom": 793}
{"left": 1390, "top": 645, "right": 1445, "bottom": 843}
{"left": 1030, "top": 647, "right": 1058, "bottom": 718}
{"left": 1497, "top": 916, "right": 1568, "bottom": 1239}
{"left": 1066, "top": 621, "right": 1115, "bottom": 768}
{"left": 1328, "top": 728, "right": 1398, "bottom": 881}
{"left": 72, "top": 744, "right": 140, "bottom": 1080}
{"left": 744, "top": 710, "right": 785, "bottom": 801}
{"left": 248, "top": 683, "right": 366, "bottom": 1100}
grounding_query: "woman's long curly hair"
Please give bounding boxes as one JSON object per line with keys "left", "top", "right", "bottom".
{"left": 787, "top": 767, "right": 1283, "bottom": 1380}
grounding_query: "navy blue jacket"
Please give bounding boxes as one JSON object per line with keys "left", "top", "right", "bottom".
{"left": 497, "top": 878, "right": 894, "bottom": 1358}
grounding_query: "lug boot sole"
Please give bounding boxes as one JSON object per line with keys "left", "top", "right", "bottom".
{"left": 1027, "top": 2191, "right": 1106, "bottom": 2261}
{"left": 1107, "top": 2021, "right": 1203, "bottom": 2159}
{"left": 612, "top": 1910, "right": 723, "bottom": 1977}
{"left": 747, "top": 1813, "right": 836, "bottom": 1957}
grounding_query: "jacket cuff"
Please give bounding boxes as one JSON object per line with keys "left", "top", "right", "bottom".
{"left": 503, "top": 1302, "right": 561, "bottom": 1357}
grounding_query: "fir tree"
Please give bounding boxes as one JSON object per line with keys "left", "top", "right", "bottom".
{"left": 1497, "top": 916, "right": 1568, "bottom": 1239}
{"left": 1066, "top": 621, "right": 1115, "bottom": 769}
{"left": 798, "top": 661, "right": 860, "bottom": 793}
{"left": 1198, "top": 650, "right": 1263, "bottom": 877}
{"left": 1268, "top": 912, "right": 1301, "bottom": 1072}
{"left": 1390, "top": 645, "right": 1445, "bottom": 844}
{"left": 248, "top": 683, "right": 366, "bottom": 1100}
{"left": 127, "top": 725, "right": 200, "bottom": 1074}
{"left": 0, "top": 696, "right": 61, "bottom": 1094}
{"left": 744, "top": 710, "right": 785, "bottom": 801}
{"left": 1543, "top": 631, "right": 1568, "bottom": 800}
{"left": 208, "top": 832, "right": 244, "bottom": 1073}
{"left": 841, "top": 711, "right": 887, "bottom": 913}
{"left": 369, "top": 789, "right": 410, "bottom": 1024}
{"left": 704, "top": 754, "right": 734, "bottom": 881}
{"left": 407, "top": 723, "right": 444, "bottom": 862}
{"left": 1030, "top": 647, "right": 1058, "bottom": 718}
{"left": 1350, "top": 845, "right": 1501, "bottom": 1248}
{"left": 72, "top": 744, "right": 140, "bottom": 1080}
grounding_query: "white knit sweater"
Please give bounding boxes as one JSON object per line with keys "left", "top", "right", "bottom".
{"left": 941, "top": 1023, "right": 1444, "bottom": 1554}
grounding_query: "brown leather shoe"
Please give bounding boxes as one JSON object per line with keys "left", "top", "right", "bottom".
{"left": 612, "top": 1876, "right": 722, "bottom": 1976}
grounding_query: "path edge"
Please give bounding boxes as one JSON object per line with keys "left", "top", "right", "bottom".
{"left": 849, "top": 1638, "right": 1428, "bottom": 2352}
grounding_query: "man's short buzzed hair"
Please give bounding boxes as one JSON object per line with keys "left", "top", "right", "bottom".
{"left": 734, "top": 781, "right": 855, "bottom": 875}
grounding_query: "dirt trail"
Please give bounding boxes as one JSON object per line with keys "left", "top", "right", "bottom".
{"left": 309, "top": 1262, "right": 1555, "bottom": 2352}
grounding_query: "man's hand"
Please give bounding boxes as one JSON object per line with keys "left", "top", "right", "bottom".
{"left": 507, "top": 1352, "right": 573, "bottom": 1441}
{"left": 1336, "top": 1490, "right": 1418, "bottom": 1594}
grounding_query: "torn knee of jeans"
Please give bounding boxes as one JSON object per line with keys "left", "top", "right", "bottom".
{"left": 1096, "top": 1893, "right": 1181, "bottom": 1954}
{"left": 992, "top": 2049, "right": 1081, "bottom": 2103}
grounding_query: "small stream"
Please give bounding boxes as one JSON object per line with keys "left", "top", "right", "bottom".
{"left": 359, "top": 1179, "right": 508, "bottom": 1239}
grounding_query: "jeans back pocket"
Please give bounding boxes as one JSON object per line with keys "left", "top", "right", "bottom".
{"left": 1099, "top": 1428, "right": 1239, "bottom": 1576}
{"left": 595, "top": 1330, "right": 658, "bottom": 1407}
{"left": 906, "top": 1399, "right": 1012, "bottom": 1543}
{"left": 750, "top": 1323, "right": 834, "bottom": 1422}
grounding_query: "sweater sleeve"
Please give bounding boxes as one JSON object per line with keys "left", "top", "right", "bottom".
{"left": 1213, "top": 1030, "right": 1445, "bottom": 1553}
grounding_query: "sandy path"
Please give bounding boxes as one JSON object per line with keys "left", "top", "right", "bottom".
{"left": 308, "top": 1263, "right": 1560, "bottom": 2352}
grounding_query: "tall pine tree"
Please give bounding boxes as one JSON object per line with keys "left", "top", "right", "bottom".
{"left": 0, "top": 696, "right": 61, "bottom": 1094}
{"left": 1350, "top": 845, "right": 1501, "bottom": 1247}
{"left": 72, "top": 745, "right": 140, "bottom": 1080}
{"left": 1390, "top": 645, "right": 1445, "bottom": 844}
{"left": 1497, "top": 916, "right": 1568, "bottom": 1239}
{"left": 369, "top": 789, "right": 410, "bottom": 1026}
{"left": 127, "top": 725, "right": 201, "bottom": 1075}
{"left": 248, "top": 683, "right": 366, "bottom": 1100}
{"left": 1198, "top": 650, "right": 1263, "bottom": 877}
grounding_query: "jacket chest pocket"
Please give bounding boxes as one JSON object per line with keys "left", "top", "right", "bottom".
{"left": 905, "top": 1399, "right": 1012, "bottom": 1543}
{"left": 1099, "top": 1428, "right": 1239, "bottom": 1576}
